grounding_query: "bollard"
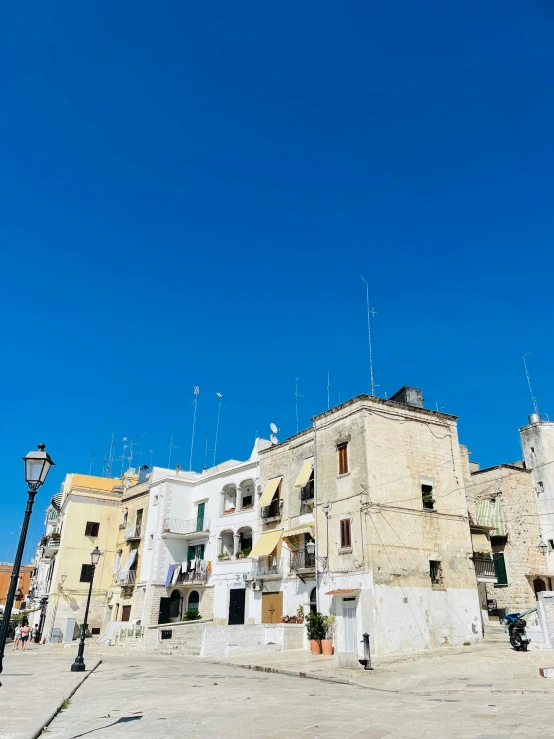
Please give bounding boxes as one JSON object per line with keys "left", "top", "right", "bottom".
{"left": 360, "top": 632, "right": 373, "bottom": 670}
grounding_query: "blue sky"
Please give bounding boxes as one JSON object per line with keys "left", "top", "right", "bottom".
{"left": 2, "top": 1, "right": 554, "bottom": 561}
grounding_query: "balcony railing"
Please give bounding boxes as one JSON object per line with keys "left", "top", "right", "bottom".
{"left": 252, "top": 555, "right": 282, "bottom": 578}
{"left": 473, "top": 557, "right": 496, "bottom": 579}
{"left": 116, "top": 569, "right": 137, "bottom": 586}
{"left": 261, "top": 499, "right": 283, "bottom": 521}
{"left": 290, "top": 549, "right": 316, "bottom": 571}
{"left": 44, "top": 533, "right": 61, "bottom": 556}
{"left": 124, "top": 525, "right": 142, "bottom": 541}
{"left": 162, "top": 517, "right": 211, "bottom": 536}
{"left": 300, "top": 481, "right": 314, "bottom": 502}
{"left": 177, "top": 561, "right": 209, "bottom": 584}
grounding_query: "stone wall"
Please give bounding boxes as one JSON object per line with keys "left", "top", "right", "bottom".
{"left": 200, "top": 623, "right": 304, "bottom": 658}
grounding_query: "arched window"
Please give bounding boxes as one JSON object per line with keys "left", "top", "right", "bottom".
{"left": 169, "top": 589, "right": 182, "bottom": 620}
{"left": 310, "top": 587, "right": 317, "bottom": 615}
{"left": 188, "top": 590, "right": 200, "bottom": 612}
{"left": 534, "top": 578, "right": 547, "bottom": 598}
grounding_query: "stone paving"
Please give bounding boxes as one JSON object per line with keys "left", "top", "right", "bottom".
{"left": 45, "top": 649, "right": 554, "bottom": 739}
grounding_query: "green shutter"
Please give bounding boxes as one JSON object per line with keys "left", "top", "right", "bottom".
{"left": 199, "top": 544, "right": 205, "bottom": 559}
{"left": 196, "top": 502, "right": 205, "bottom": 531}
{"left": 187, "top": 546, "right": 196, "bottom": 561}
{"left": 493, "top": 553, "right": 508, "bottom": 585}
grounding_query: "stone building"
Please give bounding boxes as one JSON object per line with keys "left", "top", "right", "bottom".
{"left": 257, "top": 387, "right": 483, "bottom": 662}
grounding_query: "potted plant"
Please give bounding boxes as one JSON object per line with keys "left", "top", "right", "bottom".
{"left": 223, "top": 507, "right": 236, "bottom": 515}
{"left": 236, "top": 547, "right": 252, "bottom": 559}
{"left": 182, "top": 610, "right": 202, "bottom": 621}
{"left": 297, "top": 605, "right": 304, "bottom": 624}
{"left": 305, "top": 611, "right": 326, "bottom": 654}
{"left": 218, "top": 552, "right": 230, "bottom": 561}
{"left": 322, "top": 615, "right": 335, "bottom": 655}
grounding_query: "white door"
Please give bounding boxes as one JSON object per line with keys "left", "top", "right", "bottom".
{"left": 342, "top": 598, "right": 357, "bottom": 653}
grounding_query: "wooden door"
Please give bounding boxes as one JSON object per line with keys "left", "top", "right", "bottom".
{"left": 262, "top": 592, "right": 283, "bottom": 624}
{"left": 228, "top": 589, "right": 246, "bottom": 625}
{"left": 121, "top": 605, "right": 132, "bottom": 622}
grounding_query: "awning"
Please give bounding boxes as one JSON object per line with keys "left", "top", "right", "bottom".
{"left": 471, "top": 530, "right": 492, "bottom": 555}
{"left": 294, "top": 457, "right": 314, "bottom": 488}
{"left": 283, "top": 523, "right": 314, "bottom": 541}
{"left": 476, "top": 498, "right": 507, "bottom": 537}
{"left": 259, "top": 477, "right": 282, "bottom": 507}
{"left": 325, "top": 588, "right": 359, "bottom": 596}
{"left": 119, "top": 549, "right": 137, "bottom": 579}
{"left": 250, "top": 529, "right": 283, "bottom": 558}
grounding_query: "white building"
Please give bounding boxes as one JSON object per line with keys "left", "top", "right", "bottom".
{"left": 27, "top": 493, "right": 62, "bottom": 636}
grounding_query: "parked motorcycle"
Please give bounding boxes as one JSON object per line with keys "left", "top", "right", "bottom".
{"left": 503, "top": 608, "right": 536, "bottom": 652}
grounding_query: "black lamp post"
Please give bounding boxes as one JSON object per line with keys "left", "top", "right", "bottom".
{"left": 0, "top": 444, "right": 55, "bottom": 687}
{"left": 71, "top": 547, "right": 101, "bottom": 672}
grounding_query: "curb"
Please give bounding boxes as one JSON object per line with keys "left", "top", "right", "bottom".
{"left": 31, "top": 659, "right": 102, "bottom": 739}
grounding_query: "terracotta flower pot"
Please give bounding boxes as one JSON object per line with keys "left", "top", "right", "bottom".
{"left": 310, "top": 639, "right": 322, "bottom": 655}
{"left": 321, "top": 639, "right": 333, "bottom": 656}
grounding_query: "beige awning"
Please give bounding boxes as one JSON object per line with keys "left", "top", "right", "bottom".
{"left": 250, "top": 529, "right": 283, "bottom": 558}
{"left": 471, "top": 530, "right": 492, "bottom": 555}
{"left": 259, "top": 477, "right": 282, "bottom": 507}
{"left": 283, "top": 523, "right": 314, "bottom": 541}
{"left": 294, "top": 457, "right": 314, "bottom": 488}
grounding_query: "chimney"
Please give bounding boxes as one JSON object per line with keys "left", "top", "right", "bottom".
{"left": 389, "top": 386, "right": 424, "bottom": 409}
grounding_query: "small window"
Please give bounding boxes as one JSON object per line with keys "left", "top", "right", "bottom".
{"left": 241, "top": 494, "right": 253, "bottom": 508}
{"left": 338, "top": 443, "right": 348, "bottom": 475}
{"left": 154, "top": 495, "right": 159, "bottom": 505}
{"left": 148, "top": 534, "right": 154, "bottom": 550}
{"left": 422, "top": 485, "right": 434, "bottom": 510}
{"left": 430, "top": 560, "right": 443, "bottom": 587}
{"left": 136, "top": 509, "right": 143, "bottom": 526}
{"left": 340, "top": 518, "right": 352, "bottom": 549}
{"left": 531, "top": 447, "right": 535, "bottom": 453}
{"left": 537, "top": 481, "right": 544, "bottom": 493}
{"left": 80, "top": 564, "right": 94, "bottom": 583}
{"left": 84, "top": 521, "right": 100, "bottom": 537}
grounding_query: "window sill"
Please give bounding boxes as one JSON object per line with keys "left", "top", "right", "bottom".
{"left": 338, "top": 547, "right": 352, "bottom": 554}
{"left": 493, "top": 583, "right": 509, "bottom": 588}
{"left": 337, "top": 472, "right": 351, "bottom": 479}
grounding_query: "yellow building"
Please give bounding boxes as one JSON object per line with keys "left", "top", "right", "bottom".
{"left": 43, "top": 473, "right": 122, "bottom": 641}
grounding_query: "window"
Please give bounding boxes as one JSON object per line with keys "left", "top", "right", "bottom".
{"left": 549, "top": 540, "right": 554, "bottom": 551}
{"left": 136, "top": 509, "right": 143, "bottom": 527}
{"left": 493, "top": 552, "right": 508, "bottom": 585}
{"left": 241, "top": 494, "right": 253, "bottom": 508}
{"left": 148, "top": 534, "right": 154, "bottom": 550}
{"left": 531, "top": 447, "right": 535, "bottom": 453}
{"left": 429, "top": 560, "right": 443, "bottom": 587}
{"left": 337, "top": 443, "right": 348, "bottom": 475}
{"left": 340, "top": 518, "right": 352, "bottom": 549}
{"left": 84, "top": 521, "right": 99, "bottom": 537}
{"left": 154, "top": 494, "right": 159, "bottom": 505}
{"left": 80, "top": 564, "right": 94, "bottom": 583}
{"left": 188, "top": 590, "right": 200, "bottom": 612}
{"left": 537, "top": 481, "right": 544, "bottom": 494}
{"left": 422, "top": 485, "right": 434, "bottom": 510}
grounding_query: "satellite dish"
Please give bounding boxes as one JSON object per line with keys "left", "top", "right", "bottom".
{"left": 270, "top": 434, "right": 279, "bottom": 445}
{"left": 270, "top": 422, "right": 278, "bottom": 434}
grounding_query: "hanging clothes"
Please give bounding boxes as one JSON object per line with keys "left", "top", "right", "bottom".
{"left": 165, "top": 564, "right": 175, "bottom": 588}
{"left": 172, "top": 563, "right": 181, "bottom": 585}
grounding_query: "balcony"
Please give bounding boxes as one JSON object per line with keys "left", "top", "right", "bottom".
{"left": 290, "top": 549, "right": 316, "bottom": 574}
{"left": 473, "top": 556, "right": 497, "bottom": 582}
{"left": 44, "top": 533, "right": 61, "bottom": 557}
{"left": 300, "top": 480, "right": 314, "bottom": 503}
{"left": 162, "top": 517, "right": 211, "bottom": 540}
{"left": 124, "top": 525, "right": 142, "bottom": 541}
{"left": 116, "top": 570, "right": 137, "bottom": 586}
{"left": 261, "top": 499, "right": 283, "bottom": 521}
{"left": 177, "top": 561, "right": 209, "bottom": 585}
{"left": 252, "top": 555, "right": 282, "bottom": 579}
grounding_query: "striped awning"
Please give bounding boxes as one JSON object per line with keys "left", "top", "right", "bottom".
{"left": 476, "top": 498, "right": 507, "bottom": 537}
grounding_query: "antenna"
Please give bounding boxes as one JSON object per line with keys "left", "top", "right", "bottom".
{"left": 295, "top": 378, "right": 303, "bottom": 433}
{"left": 189, "top": 386, "right": 200, "bottom": 471}
{"left": 361, "top": 275, "right": 376, "bottom": 396}
{"left": 168, "top": 433, "right": 179, "bottom": 468}
{"left": 136, "top": 432, "right": 146, "bottom": 469}
{"left": 213, "top": 392, "right": 223, "bottom": 467}
{"left": 149, "top": 449, "right": 154, "bottom": 468}
{"left": 88, "top": 451, "right": 95, "bottom": 475}
{"left": 203, "top": 431, "right": 209, "bottom": 471}
{"left": 523, "top": 352, "right": 540, "bottom": 415}
{"left": 120, "top": 437, "right": 129, "bottom": 475}
{"left": 106, "top": 430, "right": 115, "bottom": 477}
{"left": 327, "top": 369, "right": 331, "bottom": 410}
{"left": 101, "top": 452, "right": 107, "bottom": 477}
{"left": 269, "top": 422, "right": 280, "bottom": 445}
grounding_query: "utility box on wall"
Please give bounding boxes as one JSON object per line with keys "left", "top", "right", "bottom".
{"left": 160, "top": 630, "right": 172, "bottom": 640}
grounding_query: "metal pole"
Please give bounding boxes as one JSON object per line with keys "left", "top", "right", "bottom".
{"left": 0, "top": 489, "right": 38, "bottom": 686}
{"left": 70, "top": 565, "right": 96, "bottom": 672}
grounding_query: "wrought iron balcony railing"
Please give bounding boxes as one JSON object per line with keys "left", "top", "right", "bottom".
{"left": 252, "top": 555, "right": 282, "bottom": 577}
{"left": 261, "top": 499, "right": 283, "bottom": 520}
{"left": 473, "top": 557, "right": 496, "bottom": 579}
{"left": 162, "top": 517, "right": 211, "bottom": 536}
{"left": 290, "top": 549, "right": 316, "bottom": 571}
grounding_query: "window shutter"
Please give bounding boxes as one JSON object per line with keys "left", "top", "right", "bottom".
{"left": 493, "top": 553, "right": 508, "bottom": 585}
{"left": 187, "top": 545, "right": 196, "bottom": 560}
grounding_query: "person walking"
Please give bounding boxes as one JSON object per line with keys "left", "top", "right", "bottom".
{"left": 12, "top": 624, "right": 22, "bottom": 651}
{"left": 20, "top": 622, "right": 30, "bottom": 651}
{"left": 32, "top": 624, "right": 39, "bottom": 643}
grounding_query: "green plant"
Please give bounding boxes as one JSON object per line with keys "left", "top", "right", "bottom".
{"left": 463, "top": 641, "right": 471, "bottom": 646}
{"left": 60, "top": 699, "right": 71, "bottom": 711}
{"left": 218, "top": 552, "right": 230, "bottom": 560}
{"left": 183, "top": 610, "right": 202, "bottom": 621}
{"left": 305, "top": 611, "right": 326, "bottom": 641}
{"left": 323, "top": 615, "right": 336, "bottom": 639}
{"left": 237, "top": 547, "right": 252, "bottom": 558}
{"left": 297, "top": 604, "right": 304, "bottom": 621}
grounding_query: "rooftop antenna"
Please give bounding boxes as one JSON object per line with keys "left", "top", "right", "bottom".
{"left": 295, "top": 377, "right": 303, "bottom": 433}
{"left": 127, "top": 436, "right": 139, "bottom": 471}
{"left": 213, "top": 392, "right": 223, "bottom": 467}
{"left": 327, "top": 370, "right": 331, "bottom": 410}
{"left": 168, "top": 433, "right": 179, "bottom": 468}
{"left": 189, "top": 386, "right": 200, "bottom": 471}
{"left": 101, "top": 452, "right": 107, "bottom": 477}
{"left": 120, "top": 437, "right": 129, "bottom": 475}
{"left": 361, "top": 275, "right": 377, "bottom": 396}
{"left": 203, "top": 431, "right": 209, "bottom": 471}
{"left": 136, "top": 432, "right": 146, "bottom": 469}
{"left": 270, "top": 422, "right": 279, "bottom": 445}
{"left": 88, "top": 451, "right": 95, "bottom": 475}
{"left": 523, "top": 352, "right": 540, "bottom": 415}
{"left": 106, "top": 430, "right": 115, "bottom": 477}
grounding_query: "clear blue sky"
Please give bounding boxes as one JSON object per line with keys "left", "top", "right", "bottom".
{"left": 2, "top": 1, "right": 553, "bottom": 561}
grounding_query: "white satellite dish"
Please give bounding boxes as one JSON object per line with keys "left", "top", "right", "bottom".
{"left": 270, "top": 434, "right": 279, "bottom": 445}
{"left": 270, "top": 422, "right": 279, "bottom": 434}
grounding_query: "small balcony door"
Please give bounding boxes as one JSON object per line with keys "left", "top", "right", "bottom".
{"left": 121, "top": 605, "right": 132, "bottom": 622}
{"left": 228, "top": 589, "right": 246, "bottom": 625}
{"left": 196, "top": 503, "right": 205, "bottom": 532}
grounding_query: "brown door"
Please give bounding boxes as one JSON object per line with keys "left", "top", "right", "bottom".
{"left": 262, "top": 592, "right": 283, "bottom": 624}
{"left": 121, "top": 605, "right": 132, "bottom": 622}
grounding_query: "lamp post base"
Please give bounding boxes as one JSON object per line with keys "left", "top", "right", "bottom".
{"left": 71, "top": 661, "right": 86, "bottom": 672}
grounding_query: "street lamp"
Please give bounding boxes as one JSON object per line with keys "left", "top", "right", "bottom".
{"left": 71, "top": 547, "right": 102, "bottom": 672}
{"left": 538, "top": 542, "right": 548, "bottom": 555}
{"left": 0, "top": 444, "right": 55, "bottom": 687}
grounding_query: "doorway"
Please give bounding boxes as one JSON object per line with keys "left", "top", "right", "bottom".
{"left": 228, "top": 589, "right": 246, "bottom": 625}
{"left": 534, "top": 578, "right": 547, "bottom": 598}
{"left": 262, "top": 592, "right": 283, "bottom": 624}
{"left": 121, "top": 605, "right": 132, "bottom": 622}
{"left": 342, "top": 598, "right": 357, "bottom": 653}
{"left": 169, "top": 589, "right": 183, "bottom": 622}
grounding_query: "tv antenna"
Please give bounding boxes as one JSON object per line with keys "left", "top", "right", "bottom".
{"left": 270, "top": 422, "right": 279, "bottom": 445}
{"left": 101, "top": 452, "right": 107, "bottom": 477}
{"left": 136, "top": 432, "right": 146, "bottom": 469}
{"left": 120, "top": 437, "right": 129, "bottom": 475}
{"left": 168, "top": 433, "right": 179, "bottom": 468}
{"left": 295, "top": 377, "right": 303, "bottom": 433}
{"left": 361, "top": 275, "right": 377, "bottom": 396}
{"left": 189, "top": 386, "right": 200, "bottom": 471}
{"left": 88, "top": 451, "right": 95, "bottom": 475}
{"left": 213, "top": 392, "right": 223, "bottom": 467}
{"left": 523, "top": 352, "right": 540, "bottom": 415}
{"left": 106, "top": 430, "right": 115, "bottom": 477}
{"left": 203, "top": 431, "right": 209, "bottom": 471}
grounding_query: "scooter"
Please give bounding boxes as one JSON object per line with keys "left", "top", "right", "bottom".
{"left": 503, "top": 608, "right": 536, "bottom": 651}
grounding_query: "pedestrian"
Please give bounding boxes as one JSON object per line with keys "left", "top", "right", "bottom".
{"left": 20, "top": 622, "right": 30, "bottom": 651}
{"left": 32, "top": 624, "right": 39, "bottom": 643}
{"left": 12, "top": 624, "right": 22, "bottom": 651}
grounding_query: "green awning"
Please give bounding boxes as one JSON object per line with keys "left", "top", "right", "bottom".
{"left": 476, "top": 498, "right": 507, "bottom": 537}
